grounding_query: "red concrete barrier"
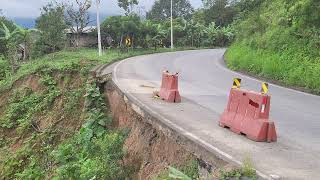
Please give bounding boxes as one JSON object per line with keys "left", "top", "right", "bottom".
{"left": 220, "top": 87, "right": 277, "bottom": 142}
{"left": 159, "top": 71, "right": 181, "bottom": 103}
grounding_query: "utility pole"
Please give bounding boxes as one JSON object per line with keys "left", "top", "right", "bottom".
{"left": 170, "top": 0, "right": 174, "bottom": 49}
{"left": 96, "top": 0, "right": 102, "bottom": 56}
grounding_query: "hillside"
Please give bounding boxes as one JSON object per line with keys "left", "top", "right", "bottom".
{"left": 0, "top": 48, "right": 177, "bottom": 179}
{"left": 226, "top": 0, "right": 320, "bottom": 94}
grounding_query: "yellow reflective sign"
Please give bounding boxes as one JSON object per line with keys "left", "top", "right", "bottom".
{"left": 261, "top": 82, "right": 269, "bottom": 94}
{"left": 125, "top": 37, "right": 131, "bottom": 46}
{"left": 232, "top": 78, "right": 241, "bottom": 89}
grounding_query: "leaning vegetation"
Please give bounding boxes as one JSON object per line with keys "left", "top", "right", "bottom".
{"left": 0, "top": 48, "right": 178, "bottom": 179}
{"left": 226, "top": 0, "right": 320, "bottom": 94}
{"left": 155, "top": 158, "right": 257, "bottom": 180}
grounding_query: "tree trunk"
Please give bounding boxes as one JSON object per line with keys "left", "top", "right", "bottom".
{"left": 120, "top": 34, "right": 124, "bottom": 48}
{"left": 23, "top": 38, "right": 27, "bottom": 61}
{"left": 76, "top": 33, "right": 80, "bottom": 48}
{"left": 191, "top": 35, "right": 194, "bottom": 47}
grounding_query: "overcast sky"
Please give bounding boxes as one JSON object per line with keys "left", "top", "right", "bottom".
{"left": 1, "top": 0, "right": 203, "bottom": 18}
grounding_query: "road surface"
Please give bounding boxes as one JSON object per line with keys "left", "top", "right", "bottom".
{"left": 103, "top": 49, "right": 320, "bottom": 179}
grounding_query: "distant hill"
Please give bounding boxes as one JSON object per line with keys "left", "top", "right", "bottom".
{"left": 10, "top": 17, "right": 36, "bottom": 29}
{"left": 10, "top": 12, "right": 117, "bottom": 29}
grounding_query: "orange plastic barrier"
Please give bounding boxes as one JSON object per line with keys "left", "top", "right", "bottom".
{"left": 159, "top": 71, "right": 181, "bottom": 103}
{"left": 219, "top": 88, "right": 277, "bottom": 142}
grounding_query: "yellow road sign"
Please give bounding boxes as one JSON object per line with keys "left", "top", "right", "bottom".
{"left": 125, "top": 37, "right": 131, "bottom": 46}
{"left": 261, "top": 82, "right": 269, "bottom": 94}
{"left": 232, "top": 78, "right": 241, "bottom": 89}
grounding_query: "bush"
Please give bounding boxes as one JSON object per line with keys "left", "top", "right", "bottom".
{"left": 226, "top": 0, "right": 320, "bottom": 94}
{"left": 0, "top": 56, "right": 10, "bottom": 81}
{"left": 226, "top": 43, "right": 320, "bottom": 94}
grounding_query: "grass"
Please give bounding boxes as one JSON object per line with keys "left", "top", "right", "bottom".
{"left": 0, "top": 47, "right": 197, "bottom": 179}
{"left": 225, "top": 43, "right": 320, "bottom": 94}
{"left": 0, "top": 47, "right": 195, "bottom": 92}
{"left": 155, "top": 157, "right": 257, "bottom": 180}
{"left": 154, "top": 159, "right": 199, "bottom": 180}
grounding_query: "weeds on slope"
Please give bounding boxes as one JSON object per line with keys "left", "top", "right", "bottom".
{"left": 226, "top": 43, "right": 320, "bottom": 94}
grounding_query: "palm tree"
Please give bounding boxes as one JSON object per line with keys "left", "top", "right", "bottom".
{"left": 150, "top": 24, "right": 167, "bottom": 50}
{"left": 205, "top": 22, "right": 218, "bottom": 47}
{"left": 186, "top": 20, "right": 197, "bottom": 47}
{"left": 0, "top": 22, "right": 19, "bottom": 41}
{"left": 194, "top": 23, "right": 204, "bottom": 47}
{"left": 14, "top": 25, "right": 38, "bottom": 60}
{"left": 0, "top": 22, "right": 20, "bottom": 73}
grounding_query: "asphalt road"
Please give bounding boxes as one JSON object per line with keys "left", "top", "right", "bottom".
{"left": 105, "top": 49, "right": 320, "bottom": 179}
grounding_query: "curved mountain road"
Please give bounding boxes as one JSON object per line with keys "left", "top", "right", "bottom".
{"left": 102, "top": 49, "right": 320, "bottom": 179}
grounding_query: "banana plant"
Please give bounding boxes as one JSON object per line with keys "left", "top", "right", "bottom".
{"left": 149, "top": 23, "right": 167, "bottom": 50}
{"left": 13, "top": 25, "right": 38, "bottom": 60}
{"left": 0, "top": 22, "right": 19, "bottom": 41}
{"left": 0, "top": 22, "right": 20, "bottom": 73}
{"left": 0, "top": 22, "right": 38, "bottom": 60}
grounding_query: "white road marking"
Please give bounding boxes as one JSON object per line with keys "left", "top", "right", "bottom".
{"left": 216, "top": 53, "right": 319, "bottom": 98}
{"left": 113, "top": 56, "right": 272, "bottom": 179}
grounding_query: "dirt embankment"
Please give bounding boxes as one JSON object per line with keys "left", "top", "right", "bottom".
{"left": 0, "top": 69, "right": 233, "bottom": 179}
{"left": 100, "top": 77, "right": 233, "bottom": 179}
{"left": 0, "top": 72, "right": 86, "bottom": 153}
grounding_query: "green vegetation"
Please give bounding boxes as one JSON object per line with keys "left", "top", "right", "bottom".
{"left": 0, "top": 48, "right": 177, "bottom": 179}
{"left": 1, "top": 0, "right": 319, "bottom": 178}
{"left": 0, "top": 48, "right": 181, "bottom": 92}
{"left": 0, "top": 16, "right": 16, "bottom": 55}
{"left": 52, "top": 82, "right": 129, "bottom": 179}
{"left": 101, "top": 15, "right": 235, "bottom": 49}
{"left": 226, "top": 0, "right": 320, "bottom": 94}
{"left": 146, "top": 0, "right": 194, "bottom": 21}
{"left": 155, "top": 159, "right": 199, "bottom": 180}
{"left": 219, "top": 158, "right": 256, "bottom": 180}
{"left": 156, "top": 158, "right": 257, "bottom": 180}
{"left": 35, "top": 2, "right": 67, "bottom": 55}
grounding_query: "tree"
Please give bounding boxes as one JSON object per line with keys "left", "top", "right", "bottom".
{"left": 14, "top": 26, "right": 38, "bottom": 60}
{"left": 0, "top": 16, "right": 16, "bottom": 55}
{"left": 0, "top": 23, "right": 20, "bottom": 73}
{"left": 118, "top": 0, "right": 139, "bottom": 15}
{"left": 101, "top": 15, "right": 141, "bottom": 47}
{"left": 146, "top": 0, "right": 194, "bottom": 21}
{"left": 35, "top": 2, "right": 67, "bottom": 53}
{"left": 65, "top": 0, "right": 92, "bottom": 47}
{"left": 149, "top": 23, "right": 168, "bottom": 50}
{"left": 203, "top": 22, "right": 234, "bottom": 46}
{"left": 186, "top": 20, "right": 198, "bottom": 47}
{"left": 202, "top": 0, "right": 237, "bottom": 26}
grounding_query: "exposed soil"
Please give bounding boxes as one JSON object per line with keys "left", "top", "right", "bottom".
{"left": 0, "top": 72, "right": 86, "bottom": 151}
{"left": 102, "top": 78, "right": 238, "bottom": 180}
{"left": 1, "top": 69, "right": 235, "bottom": 179}
{"left": 106, "top": 88, "right": 193, "bottom": 178}
{"left": 106, "top": 88, "right": 197, "bottom": 179}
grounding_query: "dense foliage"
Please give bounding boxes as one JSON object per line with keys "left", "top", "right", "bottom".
{"left": 226, "top": 0, "right": 320, "bottom": 93}
{"left": 0, "top": 48, "right": 176, "bottom": 179}
{"left": 1, "top": 0, "right": 319, "bottom": 178}
{"left": 101, "top": 15, "right": 235, "bottom": 48}
{"left": 0, "top": 17, "right": 16, "bottom": 55}
{"left": 35, "top": 2, "right": 67, "bottom": 55}
{"left": 146, "top": 0, "right": 194, "bottom": 21}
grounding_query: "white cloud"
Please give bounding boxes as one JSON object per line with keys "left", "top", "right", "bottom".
{"left": 0, "top": 0, "right": 203, "bottom": 18}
